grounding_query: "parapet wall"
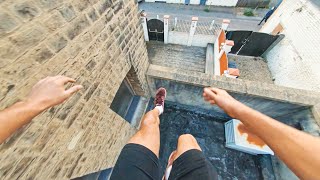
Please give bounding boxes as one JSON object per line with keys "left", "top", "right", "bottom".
{"left": 147, "top": 64, "right": 320, "bottom": 180}
{"left": 147, "top": 64, "right": 320, "bottom": 131}
{"left": 0, "top": 0, "right": 149, "bottom": 179}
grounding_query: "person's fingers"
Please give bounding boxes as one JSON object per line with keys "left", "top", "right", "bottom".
{"left": 65, "top": 85, "right": 83, "bottom": 96}
{"left": 56, "top": 76, "right": 76, "bottom": 85}
{"left": 204, "top": 96, "right": 211, "bottom": 101}
{"left": 203, "top": 93, "right": 209, "bottom": 99}
{"left": 204, "top": 88, "right": 217, "bottom": 99}
{"left": 208, "top": 87, "right": 221, "bottom": 94}
{"left": 209, "top": 100, "right": 216, "bottom": 105}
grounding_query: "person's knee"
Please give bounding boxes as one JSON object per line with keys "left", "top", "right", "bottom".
{"left": 177, "top": 134, "right": 201, "bottom": 150}
{"left": 178, "top": 134, "right": 196, "bottom": 143}
{"left": 174, "top": 134, "right": 201, "bottom": 161}
{"left": 142, "top": 111, "right": 158, "bottom": 127}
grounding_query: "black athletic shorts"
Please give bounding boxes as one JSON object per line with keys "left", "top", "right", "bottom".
{"left": 110, "top": 143, "right": 218, "bottom": 180}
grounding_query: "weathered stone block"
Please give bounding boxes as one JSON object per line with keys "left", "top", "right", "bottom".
{"left": 0, "top": 41, "right": 20, "bottom": 62}
{"left": 37, "top": 0, "right": 63, "bottom": 10}
{"left": 29, "top": 46, "right": 54, "bottom": 63}
{"left": 65, "top": 15, "right": 90, "bottom": 40}
{"left": 113, "top": 28, "right": 120, "bottom": 38}
{"left": 43, "top": 11, "right": 66, "bottom": 32}
{"left": 89, "top": 0, "right": 99, "bottom": 5}
{"left": 65, "top": 31, "right": 92, "bottom": 59}
{"left": 66, "top": 43, "right": 82, "bottom": 59}
{"left": 112, "top": 1, "right": 123, "bottom": 15}
{"left": 90, "top": 19, "right": 105, "bottom": 37}
{"left": 10, "top": 1, "right": 40, "bottom": 22}
{"left": 0, "top": 11, "right": 20, "bottom": 35}
{"left": 124, "top": 6, "right": 130, "bottom": 15}
{"left": 98, "top": 0, "right": 112, "bottom": 15}
{"left": 79, "top": 31, "right": 93, "bottom": 47}
{"left": 58, "top": 4, "right": 76, "bottom": 22}
{"left": 85, "top": 58, "right": 97, "bottom": 71}
{"left": 0, "top": 79, "right": 15, "bottom": 99}
{"left": 8, "top": 25, "right": 47, "bottom": 53}
{"left": 105, "top": 9, "right": 113, "bottom": 22}
{"left": 47, "top": 33, "right": 68, "bottom": 53}
{"left": 97, "top": 26, "right": 110, "bottom": 42}
{"left": 73, "top": 0, "right": 90, "bottom": 12}
{"left": 10, "top": 156, "right": 35, "bottom": 180}
{"left": 84, "top": 82, "right": 99, "bottom": 101}
{"left": 87, "top": 8, "right": 98, "bottom": 22}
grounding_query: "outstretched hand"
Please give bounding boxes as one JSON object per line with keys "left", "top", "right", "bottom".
{"left": 26, "top": 76, "right": 83, "bottom": 110}
{"left": 203, "top": 87, "right": 242, "bottom": 118}
{"left": 0, "top": 75, "right": 83, "bottom": 143}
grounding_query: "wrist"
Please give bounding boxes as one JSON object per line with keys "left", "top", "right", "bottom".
{"left": 226, "top": 100, "right": 247, "bottom": 119}
{"left": 231, "top": 101, "right": 249, "bottom": 119}
{"left": 23, "top": 98, "right": 48, "bottom": 113}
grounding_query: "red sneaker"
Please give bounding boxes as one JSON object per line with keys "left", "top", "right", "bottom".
{"left": 154, "top": 87, "right": 166, "bottom": 107}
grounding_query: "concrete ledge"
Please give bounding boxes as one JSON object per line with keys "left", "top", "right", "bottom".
{"left": 312, "top": 103, "right": 320, "bottom": 126}
{"left": 147, "top": 64, "right": 320, "bottom": 106}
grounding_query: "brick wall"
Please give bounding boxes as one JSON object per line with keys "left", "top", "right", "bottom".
{"left": 260, "top": 0, "right": 320, "bottom": 92}
{"left": 0, "top": 0, "right": 149, "bottom": 179}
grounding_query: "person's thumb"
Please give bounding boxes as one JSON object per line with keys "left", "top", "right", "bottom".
{"left": 65, "top": 85, "right": 83, "bottom": 96}
{"left": 204, "top": 88, "right": 217, "bottom": 99}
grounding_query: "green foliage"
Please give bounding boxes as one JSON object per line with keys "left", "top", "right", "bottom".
{"left": 243, "top": 8, "right": 254, "bottom": 16}
{"left": 204, "top": 7, "right": 210, "bottom": 12}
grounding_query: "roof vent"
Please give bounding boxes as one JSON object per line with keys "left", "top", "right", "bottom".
{"left": 225, "top": 119, "right": 274, "bottom": 155}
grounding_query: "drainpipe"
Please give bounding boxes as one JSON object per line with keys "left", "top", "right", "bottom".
{"left": 140, "top": 12, "right": 149, "bottom": 41}
{"left": 174, "top": 17, "right": 178, "bottom": 28}
{"left": 164, "top": 15, "right": 170, "bottom": 44}
{"left": 221, "top": 19, "right": 230, "bottom": 31}
{"left": 187, "top": 16, "right": 198, "bottom": 46}
{"left": 209, "top": 20, "right": 215, "bottom": 30}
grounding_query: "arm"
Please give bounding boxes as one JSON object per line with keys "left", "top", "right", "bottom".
{"left": 203, "top": 87, "right": 320, "bottom": 179}
{"left": 0, "top": 76, "right": 83, "bottom": 144}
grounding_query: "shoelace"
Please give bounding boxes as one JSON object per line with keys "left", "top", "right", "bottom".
{"left": 155, "top": 93, "right": 164, "bottom": 105}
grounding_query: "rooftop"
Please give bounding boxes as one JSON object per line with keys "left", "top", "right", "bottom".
{"left": 148, "top": 41, "right": 274, "bottom": 83}
{"left": 147, "top": 41, "right": 206, "bottom": 73}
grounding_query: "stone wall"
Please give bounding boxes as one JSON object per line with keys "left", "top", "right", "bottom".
{"left": 260, "top": 0, "right": 320, "bottom": 92}
{"left": 0, "top": 0, "right": 149, "bottom": 179}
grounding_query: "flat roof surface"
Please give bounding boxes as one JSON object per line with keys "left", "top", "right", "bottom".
{"left": 228, "top": 54, "right": 273, "bottom": 84}
{"left": 147, "top": 41, "right": 206, "bottom": 73}
{"left": 159, "top": 102, "right": 275, "bottom": 179}
{"left": 147, "top": 41, "right": 273, "bottom": 83}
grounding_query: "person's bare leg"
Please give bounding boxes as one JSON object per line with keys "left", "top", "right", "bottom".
{"left": 164, "top": 134, "right": 218, "bottom": 180}
{"left": 127, "top": 87, "right": 166, "bottom": 157}
{"left": 163, "top": 134, "right": 202, "bottom": 179}
{"left": 128, "top": 108, "right": 161, "bottom": 157}
{"left": 174, "top": 134, "right": 201, "bottom": 161}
